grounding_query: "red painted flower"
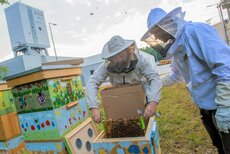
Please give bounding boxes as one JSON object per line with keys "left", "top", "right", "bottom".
{"left": 31, "top": 125, "right": 35, "bottom": 131}
{"left": 46, "top": 120, "right": 50, "bottom": 126}
{"left": 41, "top": 123, "right": 45, "bottom": 128}
{"left": 83, "top": 111, "right": 86, "bottom": 117}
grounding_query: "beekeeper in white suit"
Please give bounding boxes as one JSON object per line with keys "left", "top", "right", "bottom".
{"left": 86, "top": 35, "right": 162, "bottom": 123}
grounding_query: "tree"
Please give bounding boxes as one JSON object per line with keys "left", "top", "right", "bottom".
{"left": 0, "top": 66, "right": 8, "bottom": 81}
{"left": 139, "top": 46, "right": 162, "bottom": 62}
{"left": 0, "top": 0, "right": 9, "bottom": 5}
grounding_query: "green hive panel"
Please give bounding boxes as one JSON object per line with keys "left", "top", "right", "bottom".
{"left": 12, "top": 76, "right": 85, "bottom": 114}
{"left": 48, "top": 76, "right": 85, "bottom": 109}
{"left": 12, "top": 80, "right": 52, "bottom": 114}
{"left": 0, "top": 89, "right": 16, "bottom": 115}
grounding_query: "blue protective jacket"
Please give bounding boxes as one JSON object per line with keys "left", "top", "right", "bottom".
{"left": 166, "top": 21, "right": 230, "bottom": 110}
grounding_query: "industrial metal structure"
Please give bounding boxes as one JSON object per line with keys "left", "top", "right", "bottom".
{"left": 5, "top": 2, "right": 50, "bottom": 57}
{"left": 217, "top": 0, "right": 230, "bottom": 44}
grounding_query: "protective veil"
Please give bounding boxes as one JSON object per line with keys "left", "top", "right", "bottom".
{"left": 106, "top": 44, "right": 138, "bottom": 74}
{"left": 141, "top": 7, "right": 186, "bottom": 59}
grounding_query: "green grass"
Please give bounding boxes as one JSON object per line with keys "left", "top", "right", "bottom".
{"left": 156, "top": 84, "right": 217, "bottom": 154}
{"left": 96, "top": 84, "right": 218, "bottom": 154}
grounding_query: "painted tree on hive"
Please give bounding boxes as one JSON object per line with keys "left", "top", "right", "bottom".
{"left": 0, "top": 0, "right": 9, "bottom": 5}
{"left": 0, "top": 66, "right": 8, "bottom": 81}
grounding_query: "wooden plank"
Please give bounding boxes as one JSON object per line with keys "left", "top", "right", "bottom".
{"left": 0, "top": 83, "right": 10, "bottom": 91}
{"left": 7, "top": 68, "right": 82, "bottom": 87}
{"left": 9, "top": 141, "right": 26, "bottom": 154}
{"left": 0, "top": 112, "right": 21, "bottom": 140}
{"left": 29, "top": 150, "right": 68, "bottom": 154}
{"left": 25, "top": 139, "right": 63, "bottom": 143}
{"left": 42, "top": 58, "right": 84, "bottom": 66}
{"left": 66, "top": 101, "right": 78, "bottom": 110}
{"left": 42, "top": 68, "right": 81, "bottom": 79}
{"left": 145, "top": 117, "right": 155, "bottom": 139}
{"left": 94, "top": 132, "right": 147, "bottom": 143}
{"left": 7, "top": 71, "right": 44, "bottom": 87}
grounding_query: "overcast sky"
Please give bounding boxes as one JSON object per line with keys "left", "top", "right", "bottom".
{"left": 0, "top": 0, "right": 220, "bottom": 61}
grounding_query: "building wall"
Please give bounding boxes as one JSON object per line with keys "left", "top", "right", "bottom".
{"left": 0, "top": 55, "right": 74, "bottom": 77}
{"left": 81, "top": 63, "right": 102, "bottom": 86}
{"left": 213, "top": 22, "right": 227, "bottom": 41}
{"left": 0, "top": 56, "right": 26, "bottom": 76}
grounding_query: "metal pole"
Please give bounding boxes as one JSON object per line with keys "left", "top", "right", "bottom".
{"left": 49, "top": 22, "right": 58, "bottom": 61}
{"left": 207, "top": 3, "right": 229, "bottom": 43}
{"left": 218, "top": 5, "right": 229, "bottom": 43}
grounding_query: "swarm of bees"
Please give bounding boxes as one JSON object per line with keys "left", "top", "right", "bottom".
{"left": 104, "top": 117, "right": 145, "bottom": 138}
{"left": 158, "top": 59, "right": 171, "bottom": 65}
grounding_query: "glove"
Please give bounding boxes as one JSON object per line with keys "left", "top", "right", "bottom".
{"left": 215, "top": 82, "right": 230, "bottom": 133}
{"left": 91, "top": 108, "right": 102, "bottom": 124}
{"left": 215, "top": 107, "right": 230, "bottom": 133}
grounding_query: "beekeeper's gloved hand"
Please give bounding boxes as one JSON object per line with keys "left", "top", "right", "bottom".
{"left": 144, "top": 101, "right": 157, "bottom": 118}
{"left": 91, "top": 108, "right": 102, "bottom": 124}
{"left": 215, "top": 82, "right": 230, "bottom": 133}
{"left": 215, "top": 107, "right": 230, "bottom": 133}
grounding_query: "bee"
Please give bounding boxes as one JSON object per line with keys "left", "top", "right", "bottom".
{"left": 53, "top": 81, "right": 61, "bottom": 93}
{"left": 34, "top": 118, "right": 39, "bottom": 124}
{"left": 105, "top": 117, "right": 144, "bottom": 138}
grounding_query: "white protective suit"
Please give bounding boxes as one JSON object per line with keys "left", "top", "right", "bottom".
{"left": 86, "top": 48, "right": 162, "bottom": 109}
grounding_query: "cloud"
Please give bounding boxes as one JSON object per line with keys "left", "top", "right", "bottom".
{"left": 0, "top": 0, "right": 221, "bottom": 61}
{"left": 85, "top": 1, "right": 92, "bottom": 6}
{"left": 65, "top": 0, "right": 74, "bottom": 5}
{"left": 2, "top": 0, "right": 162, "bottom": 51}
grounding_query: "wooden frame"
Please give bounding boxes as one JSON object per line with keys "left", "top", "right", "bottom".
{"left": 64, "top": 118, "right": 98, "bottom": 154}
{"left": 66, "top": 101, "right": 79, "bottom": 110}
{"left": 0, "top": 141, "right": 26, "bottom": 154}
{"left": 7, "top": 67, "right": 81, "bottom": 87}
{"left": 93, "top": 117, "right": 161, "bottom": 154}
{"left": 42, "top": 58, "right": 84, "bottom": 66}
{"left": 94, "top": 117, "right": 155, "bottom": 143}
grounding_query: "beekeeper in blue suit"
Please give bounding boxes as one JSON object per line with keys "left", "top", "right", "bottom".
{"left": 141, "top": 7, "right": 230, "bottom": 153}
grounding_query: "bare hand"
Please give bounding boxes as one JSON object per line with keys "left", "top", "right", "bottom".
{"left": 91, "top": 108, "right": 101, "bottom": 124}
{"left": 144, "top": 101, "right": 157, "bottom": 118}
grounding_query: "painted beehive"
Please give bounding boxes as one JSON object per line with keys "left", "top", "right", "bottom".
{"left": 12, "top": 75, "right": 85, "bottom": 114}
{"left": 0, "top": 135, "right": 26, "bottom": 154}
{"left": 4, "top": 66, "right": 89, "bottom": 140}
{"left": 0, "top": 82, "right": 16, "bottom": 116}
{"left": 0, "top": 83, "right": 21, "bottom": 141}
{"left": 93, "top": 117, "right": 161, "bottom": 154}
{"left": 26, "top": 140, "right": 67, "bottom": 154}
{"left": 64, "top": 118, "right": 98, "bottom": 154}
{"left": 18, "top": 97, "right": 88, "bottom": 141}
{"left": 5, "top": 64, "right": 89, "bottom": 152}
